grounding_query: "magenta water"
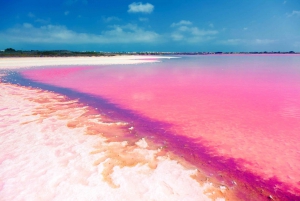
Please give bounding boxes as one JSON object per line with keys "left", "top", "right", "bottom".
{"left": 16, "top": 55, "right": 300, "bottom": 199}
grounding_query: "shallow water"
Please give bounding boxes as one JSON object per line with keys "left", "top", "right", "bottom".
{"left": 3, "top": 55, "right": 300, "bottom": 200}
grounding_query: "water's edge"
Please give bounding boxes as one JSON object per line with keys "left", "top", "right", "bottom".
{"left": 2, "top": 71, "right": 299, "bottom": 201}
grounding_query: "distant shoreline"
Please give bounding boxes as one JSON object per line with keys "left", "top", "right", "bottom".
{"left": 1, "top": 49, "right": 299, "bottom": 58}
{"left": 1, "top": 53, "right": 299, "bottom": 59}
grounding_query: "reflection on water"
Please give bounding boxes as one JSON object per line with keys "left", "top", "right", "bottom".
{"left": 21, "top": 55, "right": 300, "bottom": 199}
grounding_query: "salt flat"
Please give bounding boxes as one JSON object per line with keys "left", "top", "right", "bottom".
{"left": 0, "top": 56, "right": 176, "bottom": 69}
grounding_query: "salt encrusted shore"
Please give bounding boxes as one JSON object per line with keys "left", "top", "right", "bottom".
{"left": 0, "top": 82, "right": 225, "bottom": 201}
{"left": 0, "top": 57, "right": 226, "bottom": 201}
{"left": 0, "top": 56, "right": 176, "bottom": 69}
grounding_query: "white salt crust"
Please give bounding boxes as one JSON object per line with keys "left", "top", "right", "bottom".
{"left": 0, "top": 56, "right": 177, "bottom": 69}
{"left": 0, "top": 82, "right": 225, "bottom": 201}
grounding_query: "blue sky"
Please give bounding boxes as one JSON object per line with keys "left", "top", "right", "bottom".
{"left": 1, "top": 0, "right": 300, "bottom": 52}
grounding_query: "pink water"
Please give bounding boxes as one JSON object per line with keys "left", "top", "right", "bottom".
{"left": 20, "top": 55, "right": 300, "bottom": 199}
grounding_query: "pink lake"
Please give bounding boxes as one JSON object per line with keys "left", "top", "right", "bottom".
{"left": 18, "top": 55, "right": 300, "bottom": 200}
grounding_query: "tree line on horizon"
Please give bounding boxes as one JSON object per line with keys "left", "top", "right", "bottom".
{"left": 0, "top": 48, "right": 298, "bottom": 57}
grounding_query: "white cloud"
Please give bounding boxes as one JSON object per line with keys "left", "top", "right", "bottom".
{"left": 0, "top": 23, "right": 160, "bottom": 44}
{"left": 171, "top": 20, "right": 192, "bottom": 27}
{"left": 219, "top": 39, "right": 275, "bottom": 45}
{"left": 64, "top": 11, "right": 70, "bottom": 16}
{"left": 243, "top": 27, "right": 248, "bottom": 30}
{"left": 28, "top": 12, "right": 35, "bottom": 18}
{"left": 170, "top": 20, "right": 218, "bottom": 43}
{"left": 170, "top": 33, "right": 184, "bottom": 41}
{"left": 283, "top": 1, "right": 287, "bottom": 4}
{"left": 102, "top": 16, "right": 121, "bottom": 23}
{"left": 128, "top": 2, "right": 154, "bottom": 14}
{"left": 209, "top": 23, "right": 214, "bottom": 28}
{"left": 103, "top": 24, "right": 159, "bottom": 43}
{"left": 287, "top": 10, "right": 300, "bottom": 17}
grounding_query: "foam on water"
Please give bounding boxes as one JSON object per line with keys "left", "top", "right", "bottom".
{"left": 0, "top": 80, "right": 227, "bottom": 201}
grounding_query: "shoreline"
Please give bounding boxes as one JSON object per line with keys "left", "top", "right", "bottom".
{"left": 0, "top": 56, "right": 177, "bottom": 70}
{"left": 0, "top": 56, "right": 228, "bottom": 201}
{"left": 0, "top": 79, "right": 227, "bottom": 201}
